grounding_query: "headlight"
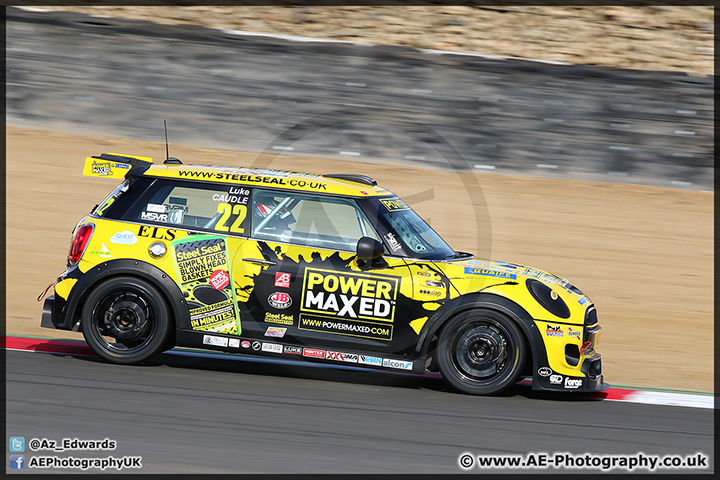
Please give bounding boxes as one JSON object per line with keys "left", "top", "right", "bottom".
{"left": 526, "top": 278, "right": 570, "bottom": 319}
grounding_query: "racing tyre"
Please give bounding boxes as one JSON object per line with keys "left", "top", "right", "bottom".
{"left": 81, "top": 276, "right": 171, "bottom": 364}
{"left": 437, "top": 308, "right": 526, "bottom": 395}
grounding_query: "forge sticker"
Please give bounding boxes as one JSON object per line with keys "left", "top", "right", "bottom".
{"left": 171, "top": 235, "right": 240, "bottom": 335}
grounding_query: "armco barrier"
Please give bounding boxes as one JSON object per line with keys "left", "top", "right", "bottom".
{"left": 6, "top": 7, "right": 714, "bottom": 190}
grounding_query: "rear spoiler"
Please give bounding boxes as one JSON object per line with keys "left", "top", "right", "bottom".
{"left": 82, "top": 153, "right": 153, "bottom": 179}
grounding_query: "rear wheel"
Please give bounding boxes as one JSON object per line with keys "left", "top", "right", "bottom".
{"left": 437, "top": 308, "right": 525, "bottom": 395}
{"left": 81, "top": 276, "right": 171, "bottom": 364}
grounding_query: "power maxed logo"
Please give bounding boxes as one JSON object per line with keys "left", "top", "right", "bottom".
{"left": 299, "top": 268, "right": 399, "bottom": 341}
{"left": 91, "top": 160, "right": 112, "bottom": 176}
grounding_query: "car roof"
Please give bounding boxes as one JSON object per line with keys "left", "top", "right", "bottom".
{"left": 142, "top": 163, "right": 393, "bottom": 197}
{"left": 83, "top": 153, "right": 394, "bottom": 198}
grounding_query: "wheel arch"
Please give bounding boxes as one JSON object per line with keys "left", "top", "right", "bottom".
{"left": 416, "top": 293, "right": 547, "bottom": 376}
{"left": 63, "top": 259, "right": 190, "bottom": 333}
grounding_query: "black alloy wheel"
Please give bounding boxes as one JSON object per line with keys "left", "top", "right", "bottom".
{"left": 81, "top": 276, "right": 172, "bottom": 364}
{"left": 437, "top": 308, "right": 526, "bottom": 395}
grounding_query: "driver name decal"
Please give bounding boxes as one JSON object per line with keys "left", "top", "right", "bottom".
{"left": 299, "top": 268, "right": 399, "bottom": 341}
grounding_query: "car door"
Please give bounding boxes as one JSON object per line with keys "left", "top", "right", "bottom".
{"left": 231, "top": 189, "right": 419, "bottom": 355}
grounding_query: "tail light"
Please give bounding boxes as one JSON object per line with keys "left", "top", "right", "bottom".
{"left": 67, "top": 224, "right": 94, "bottom": 266}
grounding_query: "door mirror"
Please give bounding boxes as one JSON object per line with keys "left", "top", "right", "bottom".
{"left": 356, "top": 236, "right": 384, "bottom": 263}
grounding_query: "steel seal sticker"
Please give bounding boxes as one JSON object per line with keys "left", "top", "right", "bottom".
{"left": 299, "top": 268, "right": 399, "bottom": 341}
{"left": 171, "top": 235, "right": 240, "bottom": 335}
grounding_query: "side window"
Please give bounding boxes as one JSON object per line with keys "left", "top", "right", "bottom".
{"left": 252, "top": 190, "right": 380, "bottom": 251}
{"left": 113, "top": 179, "right": 252, "bottom": 236}
{"left": 93, "top": 180, "right": 129, "bottom": 217}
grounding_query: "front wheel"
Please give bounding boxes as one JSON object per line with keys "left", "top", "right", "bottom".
{"left": 437, "top": 309, "right": 526, "bottom": 395}
{"left": 81, "top": 276, "right": 172, "bottom": 364}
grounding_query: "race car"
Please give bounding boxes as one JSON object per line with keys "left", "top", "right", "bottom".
{"left": 39, "top": 152, "right": 606, "bottom": 395}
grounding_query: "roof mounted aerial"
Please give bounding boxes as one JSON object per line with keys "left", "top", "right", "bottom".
{"left": 162, "top": 119, "right": 182, "bottom": 165}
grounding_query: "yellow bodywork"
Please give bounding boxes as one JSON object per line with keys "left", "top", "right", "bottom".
{"left": 59, "top": 153, "right": 600, "bottom": 385}
{"left": 430, "top": 258, "right": 596, "bottom": 378}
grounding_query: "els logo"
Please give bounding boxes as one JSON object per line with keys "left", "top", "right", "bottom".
{"left": 138, "top": 225, "right": 176, "bottom": 241}
{"left": 274, "top": 272, "right": 291, "bottom": 288}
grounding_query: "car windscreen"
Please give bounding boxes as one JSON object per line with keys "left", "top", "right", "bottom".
{"left": 361, "top": 197, "right": 456, "bottom": 260}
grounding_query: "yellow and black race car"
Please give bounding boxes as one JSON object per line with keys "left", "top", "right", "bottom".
{"left": 40, "top": 152, "right": 606, "bottom": 395}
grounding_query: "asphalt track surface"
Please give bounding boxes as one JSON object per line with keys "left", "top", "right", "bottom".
{"left": 6, "top": 349, "right": 713, "bottom": 474}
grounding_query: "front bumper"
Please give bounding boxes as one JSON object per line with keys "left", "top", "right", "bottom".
{"left": 533, "top": 349, "right": 607, "bottom": 392}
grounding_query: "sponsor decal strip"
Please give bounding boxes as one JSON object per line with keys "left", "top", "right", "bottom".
{"left": 464, "top": 267, "right": 517, "bottom": 279}
{"left": 5, "top": 337, "right": 713, "bottom": 409}
{"left": 298, "top": 314, "right": 393, "bottom": 341}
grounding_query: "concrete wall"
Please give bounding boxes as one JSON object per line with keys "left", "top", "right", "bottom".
{"left": 6, "top": 7, "right": 714, "bottom": 190}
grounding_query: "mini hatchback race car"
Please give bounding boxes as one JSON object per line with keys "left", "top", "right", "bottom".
{"left": 40, "top": 152, "right": 606, "bottom": 395}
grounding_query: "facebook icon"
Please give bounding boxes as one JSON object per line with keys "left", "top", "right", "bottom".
{"left": 9, "top": 455, "right": 25, "bottom": 470}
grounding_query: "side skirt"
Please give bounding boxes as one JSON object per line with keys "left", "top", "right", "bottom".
{"left": 175, "top": 329, "right": 427, "bottom": 375}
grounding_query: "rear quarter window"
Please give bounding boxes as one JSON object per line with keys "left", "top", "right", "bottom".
{"left": 100, "top": 178, "right": 252, "bottom": 236}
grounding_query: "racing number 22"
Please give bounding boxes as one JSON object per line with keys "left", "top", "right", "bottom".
{"left": 214, "top": 203, "right": 247, "bottom": 234}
